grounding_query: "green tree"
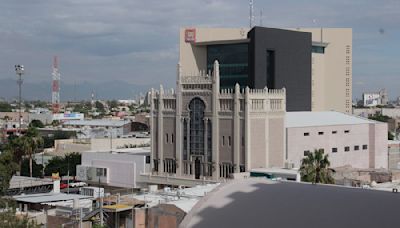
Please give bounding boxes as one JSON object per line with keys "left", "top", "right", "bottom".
{"left": 22, "top": 127, "right": 44, "bottom": 177}
{"left": 42, "top": 130, "right": 76, "bottom": 148}
{"left": 0, "top": 150, "right": 18, "bottom": 195}
{"left": 389, "top": 131, "right": 395, "bottom": 140}
{"left": 44, "top": 152, "right": 81, "bottom": 177}
{"left": 6, "top": 137, "right": 26, "bottom": 171}
{"left": 29, "top": 119, "right": 44, "bottom": 128}
{"left": 0, "top": 208, "right": 40, "bottom": 228}
{"left": 108, "top": 100, "right": 118, "bottom": 109}
{"left": 51, "top": 120, "right": 60, "bottom": 126}
{"left": 300, "top": 149, "right": 334, "bottom": 184}
{"left": 95, "top": 101, "right": 105, "bottom": 113}
{"left": 20, "top": 158, "right": 43, "bottom": 178}
{"left": 368, "top": 114, "right": 390, "bottom": 123}
{"left": 0, "top": 102, "right": 12, "bottom": 112}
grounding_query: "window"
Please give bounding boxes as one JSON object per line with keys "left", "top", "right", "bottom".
{"left": 304, "top": 132, "right": 310, "bottom": 136}
{"left": 189, "top": 98, "right": 205, "bottom": 155}
{"left": 146, "top": 156, "right": 150, "bottom": 164}
{"left": 344, "top": 130, "right": 350, "bottom": 133}
{"left": 354, "top": 145, "right": 359, "bottom": 151}
{"left": 363, "top": 144, "right": 368, "bottom": 150}
{"left": 171, "top": 134, "right": 174, "bottom": 144}
{"left": 304, "top": 150, "right": 310, "bottom": 156}
{"left": 222, "top": 136, "right": 225, "bottom": 146}
{"left": 332, "top": 148, "right": 338, "bottom": 153}
{"left": 332, "top": 131, "right": 337, "bottom": 134}
{"left": 318, "top": 132, "right": 324, "bottom": 135}
{"left": 96, "top": 168, "right": 107, "bottom": 177}
{"left": 266, "top": 50, "right": 275, "bottom": 88}
{"left": 312, "top": 45, "right": 325, "bottom": 54}
{"left": 166, "top": 133, "right": 169, "bottom": 143}
{"left": 207, "top": 43, "right": 249, "bottom": 88}
{"left": 228, "top": 136, "right": 231, "bottom": 146}
{"left": 344, "top": 146, "right": 350, "bottom": 152}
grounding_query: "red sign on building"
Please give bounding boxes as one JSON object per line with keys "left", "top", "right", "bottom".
{"left": 185, "top": 28, "right": 196, "bottom": 43}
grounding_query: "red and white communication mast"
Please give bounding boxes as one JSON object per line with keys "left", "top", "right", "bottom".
{"left": 52, "top": 56, "right": 61, "bottom": 113}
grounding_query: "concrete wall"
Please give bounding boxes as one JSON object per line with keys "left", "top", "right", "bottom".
{"left": 268, "top": 117, "right": 285, "bottom": 167}
{"left": 54, "top": 138, "right": 150, "bottom": 154}
{"left": 163, "top": 117, "right": 176, "bottom": 159}
{"left": 249, "top": 118, "right": 267, "bottom": 169}
{"left": 389, "top": 141, "right": 400, "bottom": 169}
{"left": 286, "top": 124, "right": 380, "bottom": 169}
{"left": 370, "top": 123, "right": 388, "bottom": 168}
{"left": 219, "top": 119, "right": 233, "bottom": 162}
{"left": 90, "top": 138, "right": 150, "bottom": 151}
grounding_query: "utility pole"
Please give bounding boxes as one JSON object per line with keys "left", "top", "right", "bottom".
{"left": 67, "top": 156, "right": 70, "bottom": 194}
{"left": 14, "top": 65, "right": 24, "bottom": 135}
{"left": 99, "top": 176, "right": 103, "bottom": 226}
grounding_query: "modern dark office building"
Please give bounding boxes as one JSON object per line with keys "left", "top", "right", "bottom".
{"left": 182, "top": 27, "right": 311, "bottom": 111}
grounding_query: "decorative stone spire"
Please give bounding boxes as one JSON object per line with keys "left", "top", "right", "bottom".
{"left": 177, "top": 62, "right": 182, "bottom": 84}
{"left": 213, "top": 60, "right": 220, "bottom": 92}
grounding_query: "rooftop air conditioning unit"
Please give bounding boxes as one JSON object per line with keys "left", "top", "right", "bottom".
{"left": 284, "top": 162, "right": 295, "bottom": 169}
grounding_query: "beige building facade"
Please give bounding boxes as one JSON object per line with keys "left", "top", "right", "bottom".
{"left": 179, "top": 27, "right": 352, "bottom": 113}
{"left": 294, "top": 28, "right": 352, "bottom": 113}
{"left": 150, "top": 61, "right": 286, "bottom": 180}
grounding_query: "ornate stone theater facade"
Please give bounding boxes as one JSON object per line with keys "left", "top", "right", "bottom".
{"left": 150, "top": 61, "right": 286, "bottom": 180}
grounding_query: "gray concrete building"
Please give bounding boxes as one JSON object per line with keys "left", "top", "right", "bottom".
{"left": 149, "top": 61, "right": 286, "bottom": 181}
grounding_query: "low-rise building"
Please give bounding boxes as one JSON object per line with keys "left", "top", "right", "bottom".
{"left": 285, "top": 111, "right": 388, "bottom": 169}
{"left": 76, "top": 147, "right": 150, "bottom": 188}
{"left": 63, "top": 119, "right": 131, "bottom": 138}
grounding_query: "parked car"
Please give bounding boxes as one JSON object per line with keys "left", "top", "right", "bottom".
{"left": 69, "top": 181, "right": 87, "bottom": 188}
{"left": 60, "top": 183, "right": 69, "bottom": 189}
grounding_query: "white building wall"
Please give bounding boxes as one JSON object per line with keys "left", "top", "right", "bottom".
{"left": 286, "top": 123, "right": 383, "bottom": 169}
{"left": 80, "top": 152, "right": 148, "bottom": 188}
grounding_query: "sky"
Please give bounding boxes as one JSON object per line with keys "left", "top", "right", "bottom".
{"left": 0, "top": 0, "right": 399, "bottom": 100}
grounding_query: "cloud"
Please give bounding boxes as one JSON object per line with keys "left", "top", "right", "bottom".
{"left": 0, "top": 0, "right": 399, "bottom": 99}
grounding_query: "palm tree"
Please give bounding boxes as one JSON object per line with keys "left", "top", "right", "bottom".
{"left": 22, "top": 127, "right": 44, "bottom": 177}
{"left": 300, "top": 149, "right": 334, "bottom": 184}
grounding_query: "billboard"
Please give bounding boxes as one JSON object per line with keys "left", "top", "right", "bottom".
{"left": 363, "top": 93, "right": 380, "bottom": 107}
{"left": 53, "top": 113, "right": 84, "bottom": 121}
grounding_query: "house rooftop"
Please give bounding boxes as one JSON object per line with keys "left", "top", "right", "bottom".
{"left": 13, "top": 192, "right": 92, "bottom": 204}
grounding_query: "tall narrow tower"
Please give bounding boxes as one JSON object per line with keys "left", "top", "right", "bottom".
{"left": 52, "top": 56, "right": 61, "bottom": 113}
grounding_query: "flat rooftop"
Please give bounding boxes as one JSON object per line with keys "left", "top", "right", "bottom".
{"left": 286, "top": 111, "right": 376, "bottom": 128}
{"left": 85, "top": 147, "right": 150, "bottom": 155}
{"left": 9, "top": 176, "right": 53, "bottom": 189}
{"left": 181, "top": 179, "right": 400, "bottom": 228}
{"left": 63, "top": 119, "right": 130, "bottom": 127}
{"left": 13, "top": 192, "right": 92, "bottom": 204}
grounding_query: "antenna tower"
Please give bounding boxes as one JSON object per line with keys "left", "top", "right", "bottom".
{"left": 52, "top": 56, "right": 61, "bottom": 113}
{"left": 249, "top": 0, "right": 255, "bottom": 28}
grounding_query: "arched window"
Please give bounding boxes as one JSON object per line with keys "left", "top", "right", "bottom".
{"left": 189, "top": 98, "right": 205, "bottom": 156}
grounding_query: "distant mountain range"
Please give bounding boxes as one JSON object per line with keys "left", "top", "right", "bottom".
{"left": 0, "top": 78, "right": 160, "bottom": 101}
